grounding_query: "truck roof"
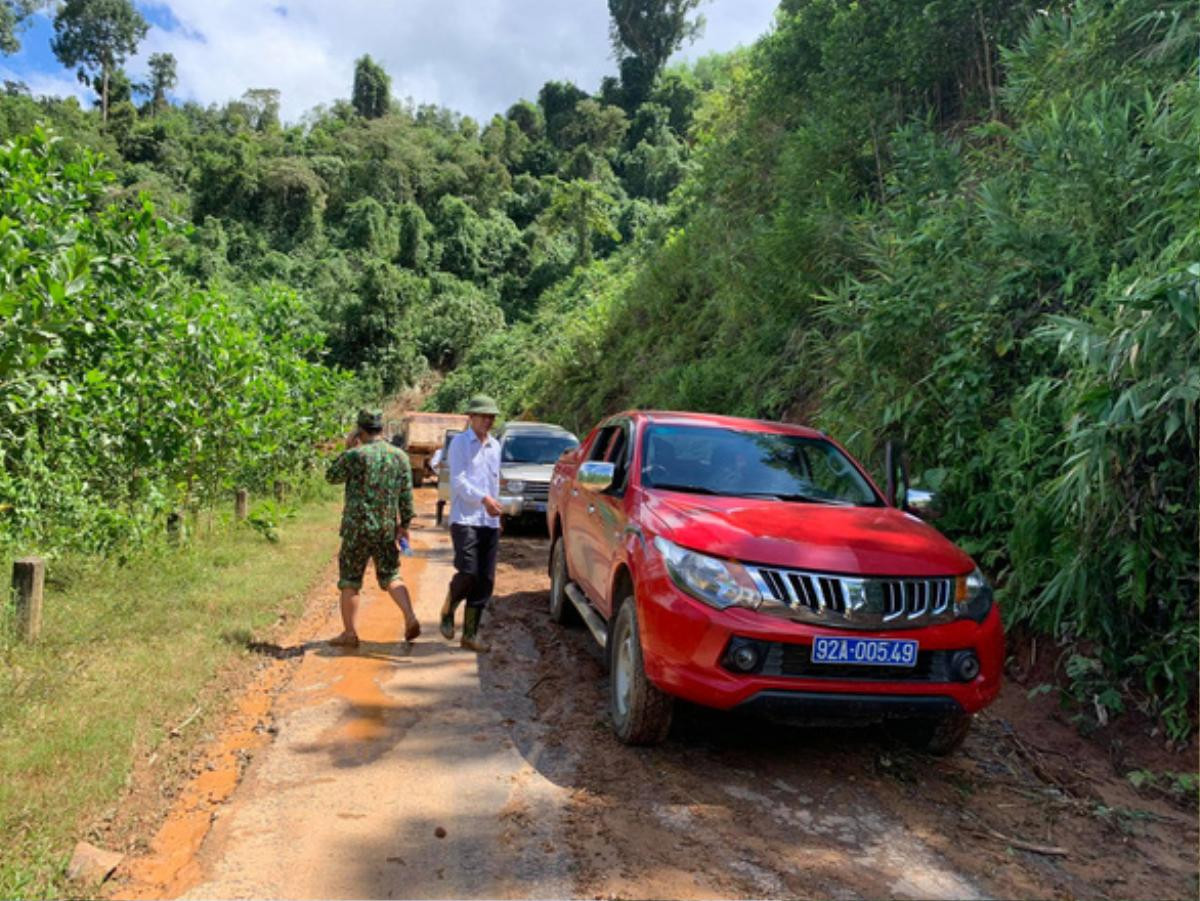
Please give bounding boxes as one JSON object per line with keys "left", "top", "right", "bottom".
{"left": 628, "top": 410, "right": 825, "bottom": 440}
{"left": 500, "top": 421, "right": 574, "bottom": 434}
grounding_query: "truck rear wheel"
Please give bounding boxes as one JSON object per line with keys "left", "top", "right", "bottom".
{"left": 548, "top": 537, "right": 578, "bottom": 625}
{"left": 609, "top": 597, "right": 673, "bottom": 745}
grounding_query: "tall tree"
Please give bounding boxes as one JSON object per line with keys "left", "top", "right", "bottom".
{"left": 539, "top": 179, "right": 620, "bottom": 266}
{"left": 144, "top": 51, "right": 177, "bottom": 115}
{"left": 351, "top": 54, "right": 391, "bottom": 119}
{"left": 51, "top": 0, "right": 148, "bottom": 122}
{"left": 241, "top": 87, "right": 281, "bottom": 131}
{"left": 0, "top": 0, "right": 48, "bottom": 54}
{"left": 608, "top": 0, "right": 705, "bottom": 93}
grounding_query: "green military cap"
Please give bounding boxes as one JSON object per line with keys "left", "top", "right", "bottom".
{"left": 464, "top": 394, "right": 500, "bottom": 416}
{"left": 356, "top": 408, "right": 384, "bottom": 430}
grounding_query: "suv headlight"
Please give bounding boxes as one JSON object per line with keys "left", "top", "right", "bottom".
{"left": 955, "top": 566, "right": 993, "bottom": 622}
{"left": 653, "top": 537, "right": 762, "bottom": 611}
{"left": 500, "top": 479, "right": 525, "bottom": 495}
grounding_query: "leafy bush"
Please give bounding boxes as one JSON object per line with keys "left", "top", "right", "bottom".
{"left": 0, "top": 127, "right": 351, "bottom": 553}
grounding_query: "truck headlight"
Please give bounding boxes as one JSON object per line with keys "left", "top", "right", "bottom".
{"left": 653, "top": 537, "right": 762, "bottom": 611}
{"left": 955, "top": 566, "right": 993, "bottom": 622}
{"left": 501, "top": 479, "right": 525, "bottom": 494}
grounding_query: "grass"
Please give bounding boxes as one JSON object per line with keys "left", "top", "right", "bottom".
{"left": 0, "top": 482, "right": 343, "bottom": 898}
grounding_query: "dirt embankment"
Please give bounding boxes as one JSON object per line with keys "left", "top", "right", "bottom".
{"left": 106, "top": 490, "right": 1197, "bottom": 900}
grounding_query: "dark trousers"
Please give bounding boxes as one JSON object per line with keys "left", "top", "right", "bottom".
{"left": 449, "top": 524, "right": 499, "bottom": 610}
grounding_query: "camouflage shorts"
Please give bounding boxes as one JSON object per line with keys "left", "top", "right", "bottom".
{"left": 337, "top": 534, "right": 401, "bottom": 590}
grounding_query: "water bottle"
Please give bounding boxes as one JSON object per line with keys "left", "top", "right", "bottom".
{"left": 400, "top": 536, "right": 412, "bottom": 556}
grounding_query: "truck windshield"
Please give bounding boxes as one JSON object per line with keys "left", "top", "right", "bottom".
{"left": 502, "top": 434, "right": 579, "bottom": 465}
{"left": 641, "top": 425, "right": 882, "bottom": 507}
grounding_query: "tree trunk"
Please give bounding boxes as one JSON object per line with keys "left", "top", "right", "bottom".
{"left": 102, "top": 65, "right": 110, "bottom": 123}
{"left": 978, "top": 6, "right": 997, "bottom": 119}
{"left": 870, "top": 122, "right": 886, "bottom": 201}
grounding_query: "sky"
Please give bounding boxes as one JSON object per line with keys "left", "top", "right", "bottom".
{"left": 0, "top": 0, "right": 779, "bottom": 123}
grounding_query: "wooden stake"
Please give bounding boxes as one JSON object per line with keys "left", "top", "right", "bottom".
{"left": 166, "top": 510, "right": 183, "bottom": 544}
{"left": 235, "top": 489, "right": 249, "bottom": 521}
{"left": 12, "top": 557, "right": 44, "bottom": 642}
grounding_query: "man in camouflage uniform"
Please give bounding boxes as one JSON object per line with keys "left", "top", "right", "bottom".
{"left": 326, "top": 409, "right": 420, "bottom": 647}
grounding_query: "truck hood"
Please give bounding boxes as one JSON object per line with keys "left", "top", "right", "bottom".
{"left": 643, "top": 491, "right": 973, "bottom": 577}
{"left": 499, "top": 463, "right": 553, "bottom": 484}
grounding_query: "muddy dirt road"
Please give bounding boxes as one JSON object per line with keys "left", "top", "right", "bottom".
{"left": 113, "top": 489, "right": 1197, "bottom": 900}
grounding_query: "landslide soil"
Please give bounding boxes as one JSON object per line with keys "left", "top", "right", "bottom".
{"left": 107, "top": 489, "right": 1197, "bottom": 900}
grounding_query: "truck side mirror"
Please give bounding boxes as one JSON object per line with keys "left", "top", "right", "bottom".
{"left": 904, "top": 488, "right": 942, "bottom": 520}
{"left": 578, "top": 461, "right": 615, "bottom": 494}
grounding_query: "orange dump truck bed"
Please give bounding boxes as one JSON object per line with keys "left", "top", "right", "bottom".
{"left": 392, "top": 412, "right": 468, "bottom": 485}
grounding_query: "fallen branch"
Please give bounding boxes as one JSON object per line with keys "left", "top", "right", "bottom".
{"left": 169, "top": 705, "right": 202, "bottom": 738}
{"left": 1001, "top": 725, "right": 1079, "bottom": 795}
{"left": 975, "top": 828, "right": 1069, "bottom": 857}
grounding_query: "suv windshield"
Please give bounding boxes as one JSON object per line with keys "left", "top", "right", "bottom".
{"left": 641, "top": 424, "right": 881, "bottom": 507}
{"left": 502, "top": 433, "right": 579, "bottom": 465}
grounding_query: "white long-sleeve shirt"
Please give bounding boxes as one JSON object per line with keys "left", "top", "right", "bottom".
{"left": 448, "top": 428, "right": 501, "bottom": 528}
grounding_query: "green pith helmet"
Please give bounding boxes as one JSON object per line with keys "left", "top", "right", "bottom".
{"left": 356, "top": 408, "right": 384, "bottom": 431}
{"left": 464, "top": 395, "right": 500, "bottom": 416}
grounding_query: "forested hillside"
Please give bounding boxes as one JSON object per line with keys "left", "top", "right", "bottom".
{"left": 0, "top": 0, "right": 1196, "bottom": 737}
{"left": 0, "top": 0, "right": 718, "bottom": 550}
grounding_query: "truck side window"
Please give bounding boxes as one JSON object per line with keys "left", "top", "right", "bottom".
{"left": 606, "top": 426, "right": 632, "bottom": 495}
{"left": 587, "top": 426, "right": 617, "bottom": 462}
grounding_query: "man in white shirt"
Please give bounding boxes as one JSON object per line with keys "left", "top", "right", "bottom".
{"left": 439, "top": 395, "right": 502, "bottom": 652}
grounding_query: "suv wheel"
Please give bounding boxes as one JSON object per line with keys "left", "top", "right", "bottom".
{"left": 609, "top": 597, "right": 673, "bottom": 745}
{"left": 892, "top": 713, "right": 972, "bottom": 756}
{"left": 548, "top": 537, "right": 578, "bottom": 625}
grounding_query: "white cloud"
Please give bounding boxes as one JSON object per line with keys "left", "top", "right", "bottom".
{"left": 127, "top": 0, "right": 777, "bottom": 122}
{"left": 0, "top": 63, "right": 91, "bottom": 105}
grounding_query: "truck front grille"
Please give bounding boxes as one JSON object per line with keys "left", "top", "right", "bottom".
{"left": 522, "top": 482, "right": 550, "bottom": 502}
{"left": 745, "top": 565, "right": 956, "bottom": 630}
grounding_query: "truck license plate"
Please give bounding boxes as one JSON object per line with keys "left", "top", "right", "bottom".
{"left": 812, "top": 636, "right": 918, "bottom": 667}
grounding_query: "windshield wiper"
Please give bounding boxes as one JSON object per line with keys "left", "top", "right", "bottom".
{"left": 649, "top": 483, "right": 723, "bottom": 496}
{"left": 736, "top": 491, "right": 852, "bottom": 506}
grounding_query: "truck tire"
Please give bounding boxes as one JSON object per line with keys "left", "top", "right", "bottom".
{"left": 609, "top": 596, "right": 673, "bottom": 745}
{"left": 548, "top": 537, "right": 578, "bottom": 625}
{"left": 891, "top": 713, "right": 972, "bottom": 756}
{"left": 412, "top": 470, "right": 424, "bottom": 488}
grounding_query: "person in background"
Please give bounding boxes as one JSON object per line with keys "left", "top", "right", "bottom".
{"left": 439, "top": 395, "right": 502, "bottom": 652}
{"left": 429, "top": 442, "right": 448, "bottom": 526}
{"left": 426, "top": 444, "right": 444, "bottom": 482}
{"left": 326, "top": 409, "right": 420, "bottom": 647}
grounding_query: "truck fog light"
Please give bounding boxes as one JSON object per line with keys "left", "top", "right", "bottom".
{"left": 951, "top": 650, "right": 980, "bottom": 682}
{"left": 731, "top": 645, "right": 760, "bottom": 672}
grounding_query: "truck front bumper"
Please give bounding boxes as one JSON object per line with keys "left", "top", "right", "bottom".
{"left": 633, "top": 565, "right": 1005, "bottom": 719}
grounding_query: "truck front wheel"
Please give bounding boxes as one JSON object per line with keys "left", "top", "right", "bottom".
{"left": 890, "top": 713, "right": 972, "bottom": 756}
{"left": 609, "top": 597, "right": 673, "bottom": 745}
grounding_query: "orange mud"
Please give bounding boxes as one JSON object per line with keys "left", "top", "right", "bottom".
{"left": 114, "top": 544, "right": 432, "bottom": 900}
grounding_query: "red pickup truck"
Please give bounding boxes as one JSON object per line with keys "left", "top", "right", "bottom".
{"left": 546, "top": 411, "right": 1003, "bottom": 752}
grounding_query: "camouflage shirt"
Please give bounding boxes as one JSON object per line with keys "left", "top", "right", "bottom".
{"left": 326, "top": 439, "right": 414, "bottom": 539}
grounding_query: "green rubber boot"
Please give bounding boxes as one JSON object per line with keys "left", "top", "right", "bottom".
{"left": 460, "top": 607, "right": 490, "bottom": 653}
{"left": 439, "top": 590, "right": 459, "bottom": 640}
